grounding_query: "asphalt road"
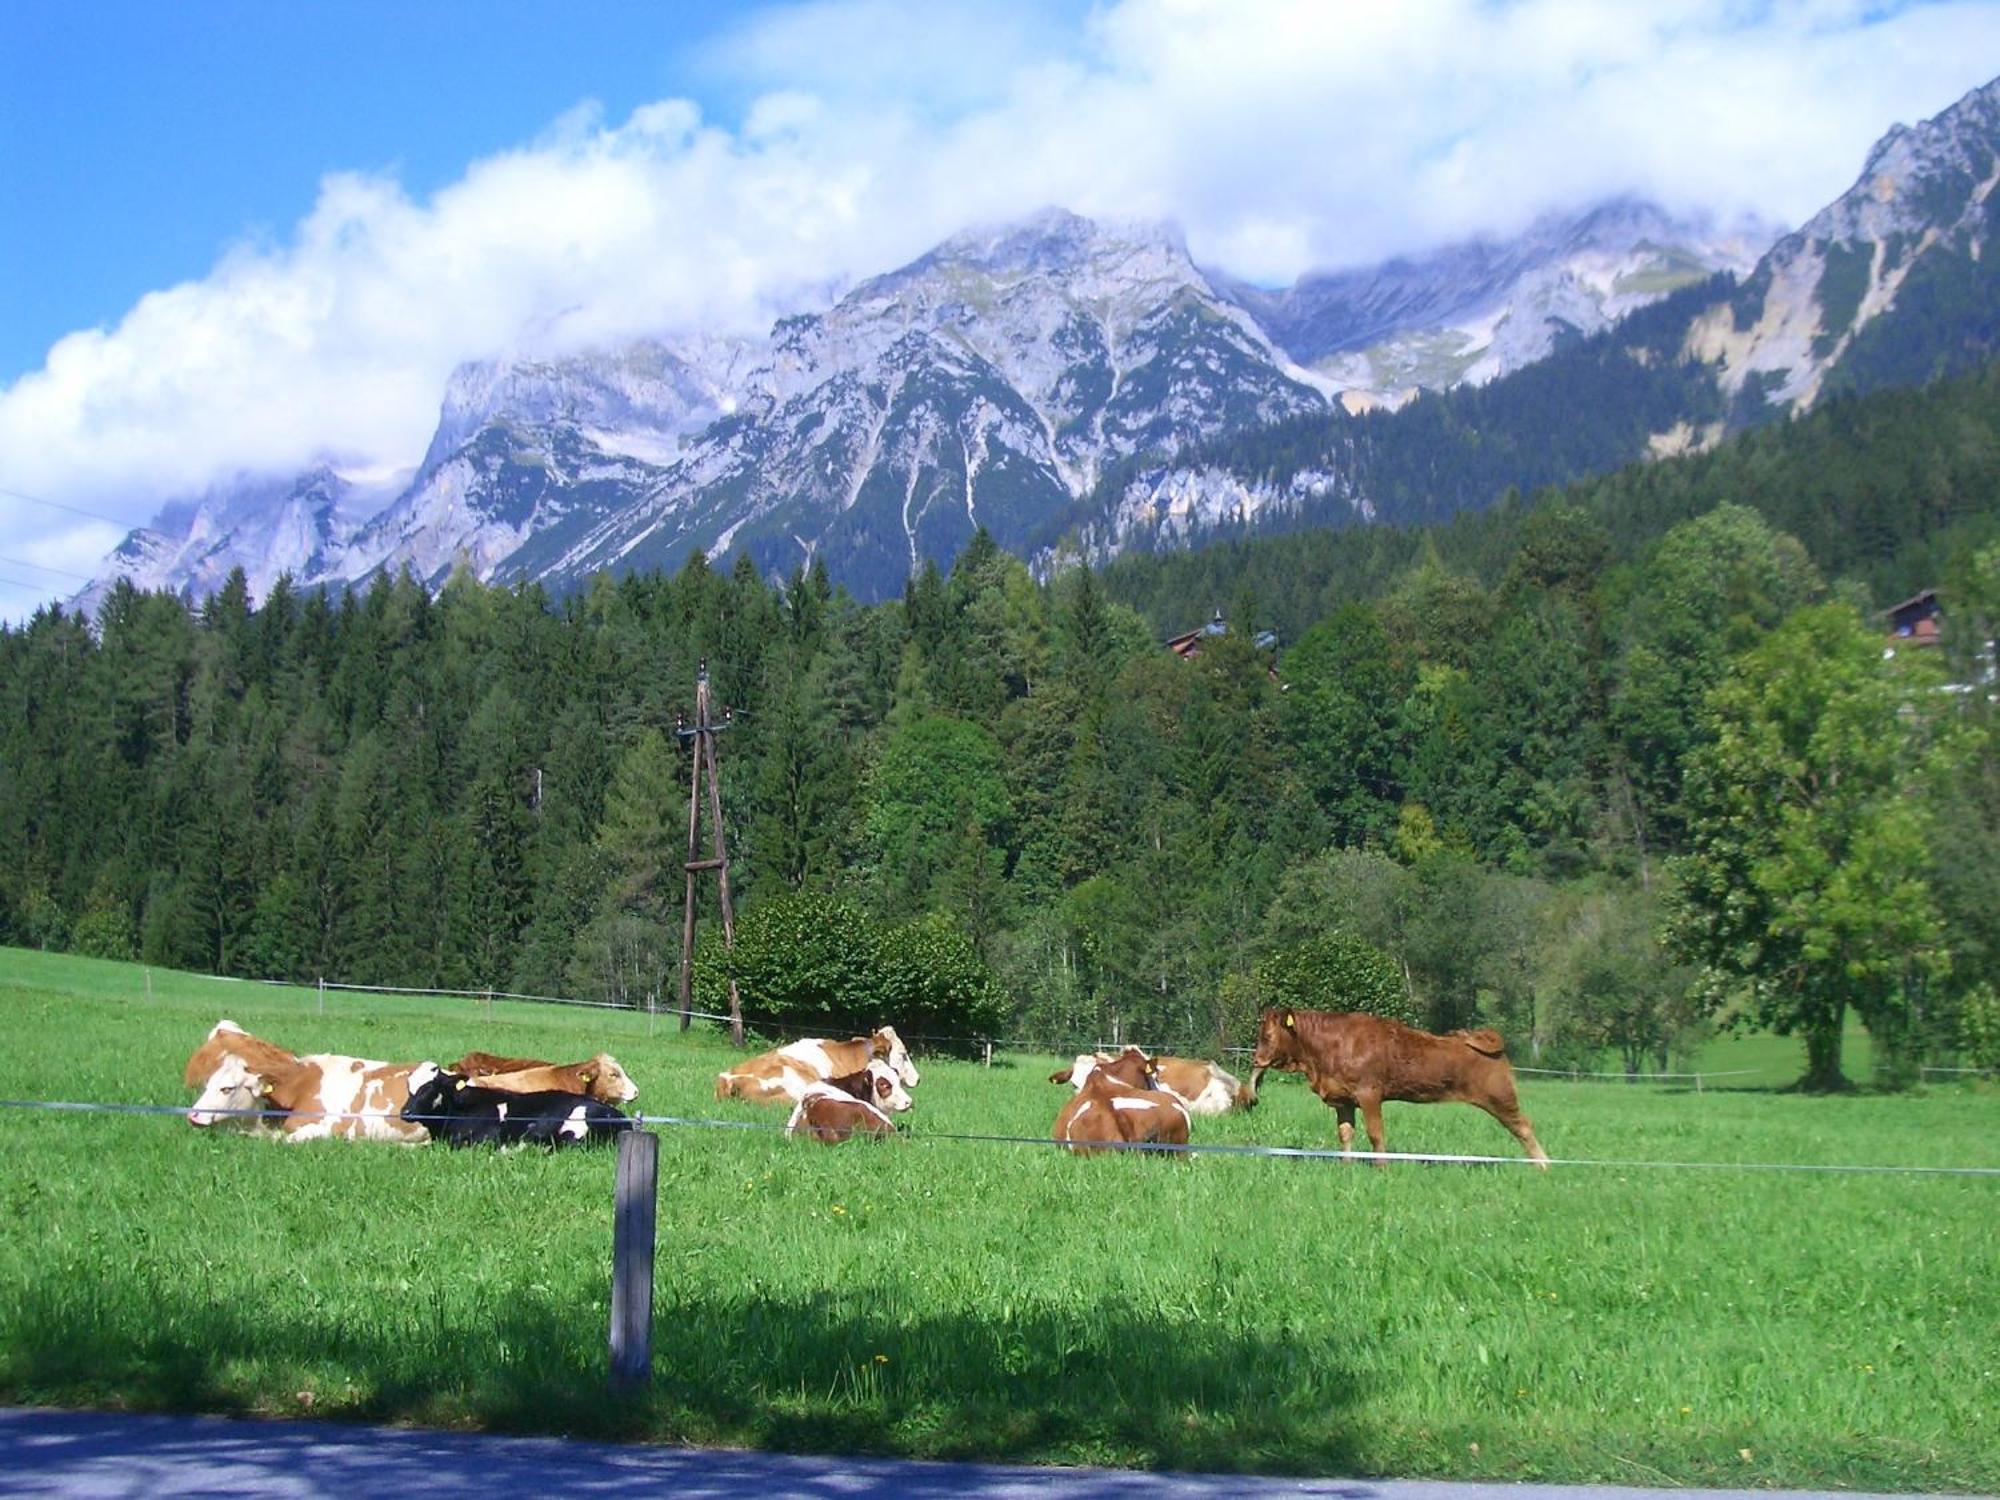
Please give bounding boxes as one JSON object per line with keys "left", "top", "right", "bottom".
{"left": 0, "top": 1407, "right": 1954, "bottom": 1500}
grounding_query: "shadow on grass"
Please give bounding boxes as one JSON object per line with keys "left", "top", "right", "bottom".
{"left": 0, "top": 1272, "right": 1365, "bottom": 1479}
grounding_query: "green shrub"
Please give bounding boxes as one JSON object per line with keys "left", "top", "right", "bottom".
{"left": 712, "top": 891, "right": 1004, "bottom": 1054}
{"left": 715, "top": 890, "right": 882, "bottom": 1034}
{"left": 1254, "top": 933, "right": 1419, "bottom": 1027}
{"left": 875, "top": 911, "right": 1007, "bottom": 1050}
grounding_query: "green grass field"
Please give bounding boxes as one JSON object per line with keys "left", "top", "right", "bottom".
{"left": 0, "top": 948, "right": 1994, "bottom": 1489}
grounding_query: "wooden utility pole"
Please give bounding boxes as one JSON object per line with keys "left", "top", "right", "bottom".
{"left": 675, "top": 660, "right": 744, "bottom": 1045}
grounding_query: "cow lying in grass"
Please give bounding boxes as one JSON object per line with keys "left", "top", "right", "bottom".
{"left": 1049, "top": 1051, "right": 1249, "bottom": 1115}
{"left": 401, "top": 1063, "right": 632, "bottom": 1149}
{"left": 1052, "top": 1047, "right": 1190, "bottom": 1157}
{"left": 183, "top": 1020, "right": 429, "bottom": 1144}
{"left": 784, "top": 1062, "right": 911, "bottom": 1145}
{"left": 715, "top": 1026, "right": 919, "bottom": 1103}
{"left": 448, "top": 1051, "right": 639, "bottom": 1105}
{"left": 1247, "top": 1008, "right": 1549, "bottom": 1167}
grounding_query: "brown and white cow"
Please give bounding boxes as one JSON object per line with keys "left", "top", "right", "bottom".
{"left": 1052, "top": 1047, "right": 1191, "bottom": 1157}
{"left": 183, "top": 1022, "right": 428, "bottom": 1144}
{"left": 451, "top": 1050, "right": 551, "bottom": 1078}
{"left": 183, "top": 1019, "right": 299, "bottom": 1091}
{"left": 1049, "top": 1051, "right": 1248, "bottom": 1116}
{"left": 1248, "top": 1008, "right": 1549, "bottom": 1167}
{"left": 784, "top": 1061, "right": 911, "bottom": 1144}
{"left": 185, "top": 1051, "right": 284, "bottom": 1135}
{"left": 716, "top": 1026, "right": 919, "bottom": 1103}
{"left": 458, "top": 1053, "right": 638, "bottom": 1105}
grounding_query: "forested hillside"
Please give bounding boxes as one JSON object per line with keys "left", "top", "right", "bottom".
{"left": 7, "top": 363, "right": 2000, "bottom": 1085}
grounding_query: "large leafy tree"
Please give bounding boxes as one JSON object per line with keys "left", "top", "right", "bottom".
{"left": 1667, "top": 604, "right": 1963, "bottom": 1090}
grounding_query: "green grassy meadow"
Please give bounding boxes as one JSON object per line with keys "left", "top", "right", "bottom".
{"left": 0, "top": 947, "right": 1994, "bottom": 1488}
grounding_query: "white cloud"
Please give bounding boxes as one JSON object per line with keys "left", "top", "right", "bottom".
{"left": 2, "top": 0, "right": 1996, "bottom": 615}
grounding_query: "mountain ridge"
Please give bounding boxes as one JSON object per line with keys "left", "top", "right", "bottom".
{"left": 73, "top": 74, "right": 2000, "bottom": 613}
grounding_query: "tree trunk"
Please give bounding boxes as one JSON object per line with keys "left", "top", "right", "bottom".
{"left": 1800, "top": 1008, "right": 1852, "bottom": 1092}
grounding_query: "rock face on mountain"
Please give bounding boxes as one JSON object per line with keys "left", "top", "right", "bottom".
{"left": 74, "top": 76, "right": 2000, "bottom": 612}
{"left": 1691, "top": 76, "right": 2000, "bottom": 417}
{"left": 355, "top": 211, "right": 1332, "bottom": 602}
{"left": 1224, "top": 198, "right": 1770, "bottom": 404}
{"left": 70, "top": 466, "right": 393, "bottom": 621}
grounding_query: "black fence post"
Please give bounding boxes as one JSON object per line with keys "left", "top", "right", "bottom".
{"left": 609, "top": 1129, "right": 658, "bottom": 1392}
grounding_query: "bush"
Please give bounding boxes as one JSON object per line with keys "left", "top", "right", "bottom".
{"left": 1959, "top": 983, "right": 2000, "bottom": 1072}
{"left": 712, "top": 890, "right": 881, "bottom": 1034}
{"left": 875, "top": 911, "right": 1007, "bottom": 1051}
{"left": 1255, "top": 933, "right": 1419, "bottom": 1027}
{"left": 712, "top": 891, "right": 1005, "bottom": 1055}
{"left": 70, "top": 902, "right": 137, "bottom": 962}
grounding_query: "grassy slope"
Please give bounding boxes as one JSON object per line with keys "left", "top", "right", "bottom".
{"left": 0, "top": 948, "right": 1993, "bottom": 1489}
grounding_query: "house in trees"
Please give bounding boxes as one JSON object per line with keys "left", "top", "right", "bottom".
{"left": 1883, "top": 588, "right": 1942, "bottom": 654}
{"left": 1165, "top": 609, "right": 1278, "bottom": 660}
{"left": 1166, "top": 609, "right": 1230, "bottom": 659}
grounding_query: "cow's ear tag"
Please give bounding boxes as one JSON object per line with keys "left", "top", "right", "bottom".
{"left": 1282, "top": 1011, "right": 1296, "bottom": 1029}
{"left": 454, "top": 1078, "right": 468, "bottom": 1091}
{"left": 581, "top": 1072, "right": 594, "bottom": 1084}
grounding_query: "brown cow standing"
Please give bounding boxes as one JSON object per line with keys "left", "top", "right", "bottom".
{"left": 1052, "top": 1047, "right": 1191, "bottom": 1157}
{"left": 1248, "top": 1008, "right": 1549, "bottom": 1168}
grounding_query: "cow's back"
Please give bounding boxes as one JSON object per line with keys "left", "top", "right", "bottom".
{"left": 716, "top": 1050, "right": 817, "bottom": 1102}
{"left": 278, "top": 1055, "right": 428, "bottom": 1143}
{"left": 1055, "top": 1075, "right": 1189, "bottom": 1154}
{"left": 1154, "top": 1056, "right": 1245, "bottom": 1115}
{"left": 776, "top": 1037, "right": 872, "bottom": 1079}
{"left": 1290, "top": 1012, "right": 1521, "bottom": 1106}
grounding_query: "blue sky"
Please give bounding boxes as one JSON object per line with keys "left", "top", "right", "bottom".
{"left": 1, "top": 0, "right": 1996, "bottom": 616}
{"left": 0, "top": 1, "right": 759, "bottom": 381}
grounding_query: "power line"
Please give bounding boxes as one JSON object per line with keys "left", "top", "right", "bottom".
{"left": 0, "top": 553, "right": 91, "bottom": 582}
{"left": 0, "top": 482, "right": 129, "bottom": 528}
{"left": 0, "top": 573, "right": 67, "bottom": 594}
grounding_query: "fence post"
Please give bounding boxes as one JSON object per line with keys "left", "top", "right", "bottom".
{"left": 609, "top": 1129, "right": 659, "bottom": 1393}
{"left": 983, "top": 1039, "right": 993, "bottom": 1069}
{"left": 317, "top": 977, "right": 325, "bottom": 1017}
{"left": 1695, "top": 1072, "right": 1704, "bottom": 1094}
{"left": 145, "top": 967, "right": 153, "bottom": 1002}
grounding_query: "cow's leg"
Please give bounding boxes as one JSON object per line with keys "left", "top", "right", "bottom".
{"left": 1472, "top": 1093, "right": 1552, "bottom": 1170}
{"left": 1334, "top": 1103, "right": 1357, "bottom": 1153}
{"left": 1358, "top": 1095, "right": 1388, "bottom": 1166}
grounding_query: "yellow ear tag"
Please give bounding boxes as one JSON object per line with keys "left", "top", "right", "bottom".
{"left": 1283, "top": 1012, "right": 1295, "bottom": 1028}
{"left": 454, "top": 1078, "right": 468, "bottom": 1091}
{"left": 581, "top": 1072, "right": 594, "bottom": 1084}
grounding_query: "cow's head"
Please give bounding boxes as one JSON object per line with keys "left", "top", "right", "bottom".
{"left": 864, "top": 1060, "right": 914, "bottom": 1113}
{"left": 1096, "top": 1047, "right": 1158, "bottom": 1091}
{"left": 187, "top": 1053, "right": 270, "bottom": 1128}
{"left": 1047, "top": 1052, "right": 1115, "bottom": 1088}
{"left": 400, "top": 1062, "right": 455, "bottom": 1125}
{"left": 1251, "top": 1008, "right": 1304, "bottom": 1073}
{"left": 581, "top": 1053, "right": 639, "bottom": 1104}
{"left": 871, "top": 1026, "right": 919, "bottom": 1088}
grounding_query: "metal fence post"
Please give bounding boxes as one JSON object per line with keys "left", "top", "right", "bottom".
{"left": 610, "top": 1129, "right": 659, "bottom": 1393}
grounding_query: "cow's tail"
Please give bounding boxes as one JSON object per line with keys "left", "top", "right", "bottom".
{"left": 1459, "top": 1028, "right": 1507, "bottom": 1058}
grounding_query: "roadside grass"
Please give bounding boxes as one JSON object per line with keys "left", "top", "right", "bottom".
{"left": 0, "top": 947, "right": 1994, "bottom": 1489}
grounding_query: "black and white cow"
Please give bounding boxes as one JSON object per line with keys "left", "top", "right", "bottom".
{"left": 401, "top": 1062, "right": 633, "bottom": 1148}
